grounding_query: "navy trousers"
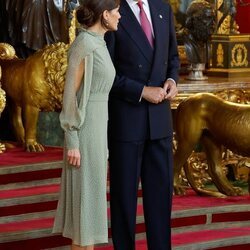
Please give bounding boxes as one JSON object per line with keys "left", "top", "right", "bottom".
{"left": 109, "top": 137, "right": 173, "bottom": 250}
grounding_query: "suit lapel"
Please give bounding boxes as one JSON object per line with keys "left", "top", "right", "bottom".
{"left": 148, "top": 0, "right": 169, "bottom": 78}
{"left": 119, "top": 0, "right": 154, "bottom": 63}
{"left": 149, "top": 0, "right": 167, "bottom": 59}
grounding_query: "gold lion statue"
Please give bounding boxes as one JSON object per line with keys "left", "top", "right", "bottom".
{"left": 174, "top": 93, "right": 250, "bottom": 197}
{"left": 0, "top": 42, "right": 69, "bottom": 151}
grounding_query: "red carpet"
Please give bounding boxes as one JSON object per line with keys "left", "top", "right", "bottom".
{"left": 0, "top": 146, "right": 63, "bottom": 185}
{"left": 96, "top": 240, "right": 147, "bottom": 250}
{"left": 0, "top": 184, "right": 59, "bottom": 199}
{"left": 0, "top": 168, "right": 62, "bottom": 185}
{"left": 173, "top": 227, "right": 250, "bottom": 246}
{"left": 0, "top": 201, "right": 58, "bottom": 217}
{"left": 0, "top": 218, "right": 53, "bottom": 233}
{"left": 96, "top": 239, "right": 250, "bottom": 250}
{"left": 0, "top": 146, "right": 63, "bottom": 167}
{"left": 172, "top": 190, "right": 250, "bottom": 210}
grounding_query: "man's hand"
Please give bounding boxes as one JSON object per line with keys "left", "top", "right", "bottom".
{"left": 163, "top": 79, "right": 178, "bottom": 100}
{"left": 142, "top": 86, "right": 166, "bottom": 104}
{"left": 67, "top": 149, "right": 81, "bottom": 168}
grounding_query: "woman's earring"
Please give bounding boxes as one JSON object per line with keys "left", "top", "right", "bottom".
{"left": 104, "top": 19, "right": 109, "bottom": 27}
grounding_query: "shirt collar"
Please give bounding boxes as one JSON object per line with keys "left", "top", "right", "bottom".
{"left": 126, "top": 0, "right": 149, "bottom": 9}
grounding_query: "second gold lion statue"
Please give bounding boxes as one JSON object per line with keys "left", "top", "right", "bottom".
{"left": 0, "top": 43, "right": 69, "bottom": 151}
{"left": 174, "top": 93, "right": 250, "bottom": 197}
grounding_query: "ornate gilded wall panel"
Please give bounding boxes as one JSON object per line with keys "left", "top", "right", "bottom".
{"left": 208, "top": 34, "right": 250, "bottom": 77}
{"left": 0, "top": 66, "right": 6, "bottom": 153}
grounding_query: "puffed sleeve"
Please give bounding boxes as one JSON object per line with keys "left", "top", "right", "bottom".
{"left": 59, "top": 33, "right": 94, "bottom": 150}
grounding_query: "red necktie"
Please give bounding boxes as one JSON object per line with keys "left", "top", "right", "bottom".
{"left": 137, "top": 0, "right": 154, "bottom": 48}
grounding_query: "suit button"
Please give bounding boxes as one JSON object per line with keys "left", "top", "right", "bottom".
{"left": 164, "top": 61, "right": 167, "bottom": 65}
{"left": 138, "top": 64, "right": 143, "bottom": 68}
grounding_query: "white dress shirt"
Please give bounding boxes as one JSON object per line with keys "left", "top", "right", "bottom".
{"left": 126, "top": 0, "right": 154, "bottom": 37}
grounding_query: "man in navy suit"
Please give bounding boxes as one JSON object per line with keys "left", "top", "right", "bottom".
{"left": 105, "top": 0, "right": 179, "bottom": 249}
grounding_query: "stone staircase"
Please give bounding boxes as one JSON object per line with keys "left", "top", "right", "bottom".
{"left": 1, "top": 148, "right": 250, "bottom": 250}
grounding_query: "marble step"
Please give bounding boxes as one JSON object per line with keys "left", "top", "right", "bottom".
{"left": 0, "top": 161, "right": 63, "bottom": 185}
{"left": 1, "top": 203, "right": 250, "bottom": 243}
{"left": 0, "top": 161, "right": 63, "bottom": 175}
{"left": 0, "top": 178, "right": 141, "bottom": 210}
{"left": 0, "top": 214, "right": 145, "bottom": 244}
{"left": 0, "top": 178, "right": 61, "bottom": 191}
{"left": 1, "top": 177, "right": 250, "bottom": 226}
{"left": 0, "top": 184, "right": 60, "bottom": 208}
{"left": 1, "top": 213, "right": 250, "bottom": 250}
{"left": 45, "top": 230, "right": 250, "bottom": 250}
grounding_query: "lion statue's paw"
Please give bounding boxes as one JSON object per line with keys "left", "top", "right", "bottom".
{"left": 25, "top": 140, "right": 45, "bottom": 152}
{"left": 221, "top": 186, "right": 244, "bottom": 196}
{"left": 173, "top": 184, "right": 187, "bottom": 195}
{"left": 231, "top": 186, "right": 244, "bottom": 196}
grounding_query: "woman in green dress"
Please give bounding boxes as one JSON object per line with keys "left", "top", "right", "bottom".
{"left": 52, "top": 1, "right": 120, "bottom": 249}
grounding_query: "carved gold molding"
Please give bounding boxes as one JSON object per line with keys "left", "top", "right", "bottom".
{"left": 0, "top": 43, "right": 16, "bottom": 59}
{"left": 0, "top": 85, "right": 5, "bottom": 114}
{"left": 172, "top": 88, "right": 250, "bottom": 108}
{"left": 0, "top": 66, "right": 6, "bottom": 153}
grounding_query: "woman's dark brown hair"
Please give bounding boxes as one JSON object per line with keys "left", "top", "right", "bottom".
{"left": 77, "top": 0, "right": 120, "bottom": 28}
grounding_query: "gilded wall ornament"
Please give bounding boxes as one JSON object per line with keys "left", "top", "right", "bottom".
{"left": 216, "top": 43, "right": 224, "bottom": 67}
{"left": 231, "top": 44, "right": 248, "bottom": 67}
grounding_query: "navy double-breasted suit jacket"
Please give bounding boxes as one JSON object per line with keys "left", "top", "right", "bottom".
{"left": 105, "top": 0, "right": 180, "bottom": 142}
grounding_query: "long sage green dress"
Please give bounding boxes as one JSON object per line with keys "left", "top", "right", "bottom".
{"left": 52, "top": 29, "right": 115, "bottom": 246}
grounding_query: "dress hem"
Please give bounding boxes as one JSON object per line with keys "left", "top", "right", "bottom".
{"left": 52, "top": 230, "right": 108, "bottom": 247}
